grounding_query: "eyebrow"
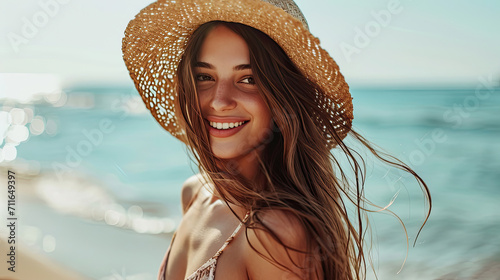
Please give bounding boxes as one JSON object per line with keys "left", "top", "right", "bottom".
{"left": 194, "top": 61, "right": 251, "bottom": 71}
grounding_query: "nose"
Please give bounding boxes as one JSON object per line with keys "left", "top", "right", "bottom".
{"left": 209, "top": 79, "right": 236, "bottom": 111}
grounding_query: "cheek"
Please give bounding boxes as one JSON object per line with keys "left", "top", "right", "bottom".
{"left": 247, "top": 96, "right": 272, "bottom": 130}
{"left": 197, "top": 91, "right": 210, "bottom": 110}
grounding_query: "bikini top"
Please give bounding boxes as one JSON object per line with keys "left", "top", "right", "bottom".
{"left": 158, "top": 212, "right": 250, "bottom": 280}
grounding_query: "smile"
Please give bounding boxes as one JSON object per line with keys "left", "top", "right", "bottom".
{"left": 206, "top": 119, "right": 249, "bottom": 138}
{"left": 209, "top": 121, "right": 247, "bottom": 130}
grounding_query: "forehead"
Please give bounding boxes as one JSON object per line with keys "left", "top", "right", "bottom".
{"left": 197, "top": 25, "right": 250, "bottom": 65}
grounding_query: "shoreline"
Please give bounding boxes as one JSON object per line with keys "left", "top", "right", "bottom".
{"left": 0, "top": 168, "right": 173, "bottom": 280}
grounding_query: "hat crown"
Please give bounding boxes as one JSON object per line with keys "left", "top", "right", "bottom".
{"left": 261, "top": 0, "right": 309, "bottom": 29}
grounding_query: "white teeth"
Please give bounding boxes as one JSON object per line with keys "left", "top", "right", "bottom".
{"left": 209, "top": 121, "right": 246, "bottom": 130}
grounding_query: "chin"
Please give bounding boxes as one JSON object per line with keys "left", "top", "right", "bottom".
{"left": 212, "top": 149, "right": 243, "bottom": 160}
{"left": 211, "top": 144, "right": 253, "bottom": 161}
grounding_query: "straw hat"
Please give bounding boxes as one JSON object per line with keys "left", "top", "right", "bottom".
{"left": 122, "top": 0, "right": 353, "bottom": 149}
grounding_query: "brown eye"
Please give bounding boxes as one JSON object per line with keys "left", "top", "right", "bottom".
{"left": 239, "top": 76, "right": 255, "bottom": 84}
{"left": 196, "top": 74, "right": 214, "bottom": 82}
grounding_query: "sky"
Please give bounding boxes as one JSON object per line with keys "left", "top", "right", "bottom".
{"left": 0, "top": 0, "right": 499, "bottom": 89}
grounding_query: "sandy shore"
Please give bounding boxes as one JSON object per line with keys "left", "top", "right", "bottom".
{"left": 0, "top": 168, "right": 172, "bottom": 280}
{"left": 1, "top": 168, "right": 89, "bottom": 279}
{"left": 0, "top": 237, "right": 90, "bottom": 280}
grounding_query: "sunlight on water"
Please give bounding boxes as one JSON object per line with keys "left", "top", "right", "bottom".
{"left": 0, "top": 73, "right": 63, "bottom": 103}
{"left": 1, "top": 86, "right": 498, "bottom": 279}
{"left": 0, "top": 107, "right": 47, "bottom": 163}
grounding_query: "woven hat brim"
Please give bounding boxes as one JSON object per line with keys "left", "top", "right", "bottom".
{"left": 122, "top": 0, "right": 353, "bottom": 148}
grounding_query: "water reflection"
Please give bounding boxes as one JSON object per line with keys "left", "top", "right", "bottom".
{"left": 35, "top": 174, "right": 176, "bottom": 235}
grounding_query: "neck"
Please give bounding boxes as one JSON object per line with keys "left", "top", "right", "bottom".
{"left": 227, "top": 146, "right": 265, "bottom": 181}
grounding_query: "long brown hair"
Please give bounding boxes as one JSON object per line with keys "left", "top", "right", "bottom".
{"left": 175, "top": 21, "right": 431, "bottom": 280}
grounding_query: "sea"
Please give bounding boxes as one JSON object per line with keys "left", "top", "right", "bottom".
{"left": 1, "top": 85, "right": 499, "bottom": 279}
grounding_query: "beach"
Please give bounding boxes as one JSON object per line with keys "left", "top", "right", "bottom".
{"left": 0, "top": 86, "right": 499, "bottom": 279}
{"left": 0, "top": 169, "right": 173, "bottom": 280}
{"left": 0, "top": 170, "right": 90, "bottom": 280}
{"left": 0, "top": 235, "right": 89, "bottom": 280}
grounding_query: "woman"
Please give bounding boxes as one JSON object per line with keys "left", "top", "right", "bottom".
{"left": 122, "top": 0, "right": 431, "bottom": 279}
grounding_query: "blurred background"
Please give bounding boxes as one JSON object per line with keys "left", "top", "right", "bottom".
{"left": 0, "top": 0, "right": 499, "bottom": 279}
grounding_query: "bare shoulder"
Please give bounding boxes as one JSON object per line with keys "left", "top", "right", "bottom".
{"left": 258, "top": 210, "right": 307, "bottom": 247}
{"left": 180, "top": 173, "right": 205, "bottom": 214}
{"left": 245, "top": 209, "right": 320, "bottom": 279}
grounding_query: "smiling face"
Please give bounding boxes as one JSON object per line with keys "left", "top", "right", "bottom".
{"left": 195, "top": 25, "right": 273, "bottom": 174}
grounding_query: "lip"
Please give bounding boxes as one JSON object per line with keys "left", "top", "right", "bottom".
{"left": 205, "top": 119, "right": 249, "bottom": 138}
